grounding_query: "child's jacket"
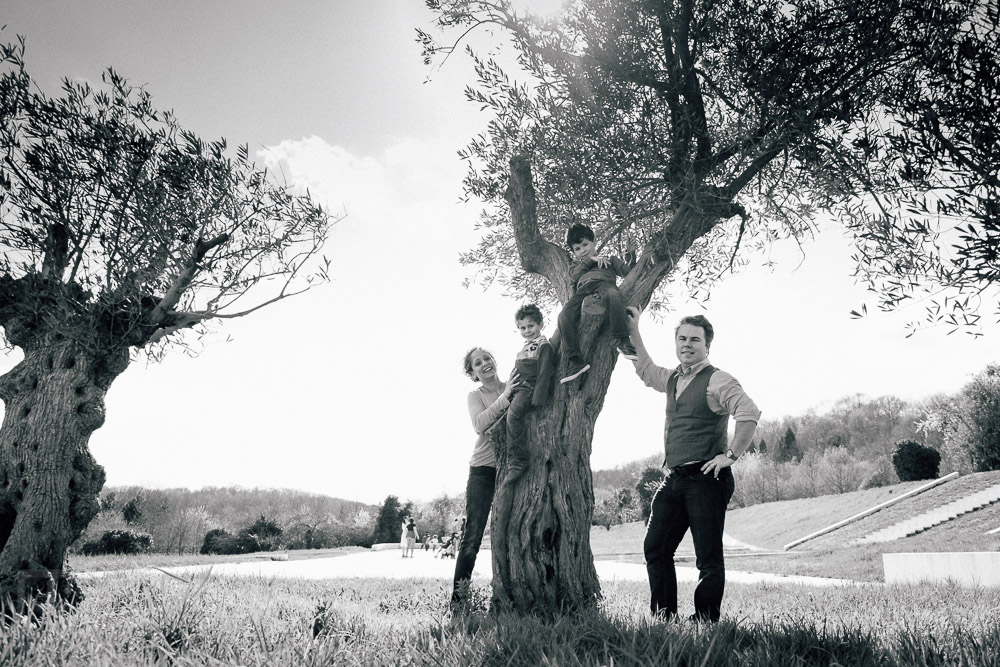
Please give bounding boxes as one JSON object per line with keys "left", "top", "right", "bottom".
{"left": 570, "top": 256, "right": 631, "bottom": 291}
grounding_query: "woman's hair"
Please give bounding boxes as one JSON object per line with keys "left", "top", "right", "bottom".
{"left": 463, "top": 347, "right": 493, "bottom": 382}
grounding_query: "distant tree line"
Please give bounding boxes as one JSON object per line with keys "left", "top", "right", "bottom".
{"left": 72, "top": 487, "right": 377, "bottom": 556}
{"left": 71, "top": 485, "right": 469, "bottom": 557}
{"left": 73, "top": 364, "right": 1000, "bottom": 553}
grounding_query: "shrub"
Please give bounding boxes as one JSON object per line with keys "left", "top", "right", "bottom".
{"left": 818, "top": 447, "right": 867, "bottom": 494}
{"left": 329, "top": 524, "right": 375, "bottom": 548}
{"left": 199, "top": 517, "right": 285, "bottom": 555}
{"left": 635, "top": 467, "right": 665, "bottom": 521}
{"left": 242, "top": 515, "right": 283, "bottom": 551}
{"left": 593, "top": 487, "right": 640, "bottom": 529}
{"left": 892, "top": 439, "right": 942, "bottom": 481}
{"left": 80, "top": 529, "right": 153, "bottom": 555}
{"left": 962, "top": 364, "right": 1000, "bottom": 471}
{"left": 200, "top": 528, "right": 234, "bottom": 555}
{"left": 861, "top": 467, "right": 895, "bottom": 489}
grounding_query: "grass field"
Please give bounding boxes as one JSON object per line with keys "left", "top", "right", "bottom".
{"left": 10, "top": 471, "right": 997, "bottom": 665}
{"left": 4, "top": 569, "right": 998, "bottom": 666}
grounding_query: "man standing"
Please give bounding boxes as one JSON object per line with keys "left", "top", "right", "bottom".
{"left": 626, "top": 307, "right": 760, "bottom": 622}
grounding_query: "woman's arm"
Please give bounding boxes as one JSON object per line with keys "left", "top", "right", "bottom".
{"left": 468, "top": 387, "right": 511, "bottom": 434}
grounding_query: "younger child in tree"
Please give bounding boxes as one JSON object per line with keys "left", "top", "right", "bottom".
{"left": 506, "top": 303, "right": 554, "bottom": 477}
{"left": 558, "top": 223, "right": 637, "bottom": 384}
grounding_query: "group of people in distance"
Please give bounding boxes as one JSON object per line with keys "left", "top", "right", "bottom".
{"left": 453, "top": 222, "right": 761, "bottom": 623}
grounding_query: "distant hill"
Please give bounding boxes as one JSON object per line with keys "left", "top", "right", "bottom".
{"left": 102, "top": 485, "right": 374, "bottom": 529}
{"left": 727, "top": 469, "right": 1000, "bottom": 551}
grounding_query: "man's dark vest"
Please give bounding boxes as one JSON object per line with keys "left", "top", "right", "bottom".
{"left": 665, "top": 365, "right": 729, "bottom": 467}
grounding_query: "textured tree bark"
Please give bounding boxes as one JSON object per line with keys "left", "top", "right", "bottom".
{"left": 490, "top": 296, "right": 611, "bottom": 613}
{"left": 495, "top": 155, "right": 731, "bottom": 614}
{"left": 0, "top": 335, "right": 128, "bottom": 608}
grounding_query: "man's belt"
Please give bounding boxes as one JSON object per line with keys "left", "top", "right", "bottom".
{"left": 670, "top": 461, "right": 709, "bottom": 477}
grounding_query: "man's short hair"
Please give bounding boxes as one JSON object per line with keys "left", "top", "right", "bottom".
{"left": 515, "top": 303, "right": 543, "bottom": 325}
{"left": 676, "top": 315, "right": 715, "bottom": 348}
{"left": 566, "top": 223, "right": 595, "bottom": 247}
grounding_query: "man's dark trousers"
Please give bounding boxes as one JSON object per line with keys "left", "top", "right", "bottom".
{"left": 644, "top": 465, "right": 734, "bottom": 621}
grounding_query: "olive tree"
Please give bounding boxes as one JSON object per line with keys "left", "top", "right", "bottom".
{"left": 0, "top": 41, "right": 333, "bottom": 607}
{"left": 421, "top": 0, "right": 997, "bottom": 612}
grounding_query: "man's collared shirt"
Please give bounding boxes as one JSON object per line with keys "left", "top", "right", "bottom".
{"left": 635, "top": 350, "right": 761, "bottom": 430}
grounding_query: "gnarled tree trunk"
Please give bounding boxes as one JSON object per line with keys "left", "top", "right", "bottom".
{"left": 491, "top": 155, "right": 733, "bottom": 614}
{"left": 0, "top": 334, "right": 128, "bottom": 608}
{"left": 490, "top": 296, "right": 613, "bottom": 613}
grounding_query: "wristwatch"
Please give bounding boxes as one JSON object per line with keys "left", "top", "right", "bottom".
{"left": 726, "top": 448, "right": 738, "bottom": 461}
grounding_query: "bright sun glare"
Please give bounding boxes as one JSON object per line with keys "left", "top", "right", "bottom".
{"left": 508, "top": 0, "right": 568, "bottom": 17}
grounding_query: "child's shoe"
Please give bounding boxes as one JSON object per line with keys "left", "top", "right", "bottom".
{"left": 560, "top": 361, "right": 590, "bottom": 384}
{"left": 618, "top": 342, "right": 638, "bottom": 360}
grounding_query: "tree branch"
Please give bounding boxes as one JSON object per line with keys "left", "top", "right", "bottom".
{"left": 148, "top": 233, "right": 229, "bottom": 325}
{"left": 504, "top": 155, "right": 574, "bottom": 302}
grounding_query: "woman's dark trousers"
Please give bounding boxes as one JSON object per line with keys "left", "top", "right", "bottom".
{"left": 452, "top": 465, "right": 497, "bottom": 602}
{"left": 644, "top": 466, "right": 734, "bottom": 621}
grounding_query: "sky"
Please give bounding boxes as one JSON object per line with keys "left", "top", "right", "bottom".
{"left": 2, "top": 1, "right": 998, "bottom": 506}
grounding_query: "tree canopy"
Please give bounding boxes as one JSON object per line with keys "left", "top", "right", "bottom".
{"left": 422, "top": 0, "right": 999, "bottom": 328}
{"left": 0, "top": 38, "right": 333, "bottom": 362}
{"left": 0, "top": 39, "right": 334, "bottom": 608}
{"left": 421, "top": 0, "right": 999, "bottom": 612}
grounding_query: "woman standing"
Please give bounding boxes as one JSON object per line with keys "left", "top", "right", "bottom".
{"left": 451, "top": 348, "right": 519, "bottom": 605}
{"left": 405, "top": 518, "right": 419, "bottom": 558}
{"left": 400, "top": 517, "right": 408, "bottom": 557}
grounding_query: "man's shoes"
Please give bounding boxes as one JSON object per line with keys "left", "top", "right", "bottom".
{"left": 618, "top": 342, "right": 638, "bottom": 360}
{"left": 560, "top": 362, "right": 590, "bottom": 384}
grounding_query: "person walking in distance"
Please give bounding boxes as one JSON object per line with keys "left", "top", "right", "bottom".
{"left": 626, "top": 307, "right": 760, "bottom": 622}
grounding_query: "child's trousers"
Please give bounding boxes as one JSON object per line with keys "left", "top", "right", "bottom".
{"left": 557, "top": 281, "right": 628, "bottom": 361}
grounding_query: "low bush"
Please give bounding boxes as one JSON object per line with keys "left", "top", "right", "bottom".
{"left": 892, "top": 440, "right": 942, "bottom": 481}
{"left": 200, "top": 528, "right": 234, "bottom": 555}
{"left": 861, "top": 467, "right": 895, "bottom": 489}
{"left": 80, "top": 529, "right": 153, "bottom": 555}
{"left": 200, "top": 516, "right": 284, "bottom": 555}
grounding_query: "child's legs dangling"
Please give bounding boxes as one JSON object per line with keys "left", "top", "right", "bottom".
{"left": 599, "top": 284, "right": 629, "bottom": 340}
{"left": 505, "top": 389, "right": 533, "bottom": 477}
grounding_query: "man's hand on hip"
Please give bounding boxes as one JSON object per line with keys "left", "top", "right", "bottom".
{"left": 701, "top": 454, "right": 734, "bottom": 478}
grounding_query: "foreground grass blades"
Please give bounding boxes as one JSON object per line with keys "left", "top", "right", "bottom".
{"left": 1, "top": 574, "right": 998, "bottom": 666}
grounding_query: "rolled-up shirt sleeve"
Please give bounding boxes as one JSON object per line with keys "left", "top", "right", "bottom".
{"left": 707, "top": 370, "right": 761, "bottom": 423}
{"left": 632, "top": 341, "right": 671, "bottom": 393}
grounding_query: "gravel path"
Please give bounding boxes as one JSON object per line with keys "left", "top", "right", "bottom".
{"left": 85, "top": 548, "right": 858, "bottom": 588}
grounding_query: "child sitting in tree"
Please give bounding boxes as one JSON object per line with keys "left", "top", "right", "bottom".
{"left": 506, "top": 303, "right": 554, "bottom": 478}
{"left": 558, "top": 223, "right": 637, "bottom": 383}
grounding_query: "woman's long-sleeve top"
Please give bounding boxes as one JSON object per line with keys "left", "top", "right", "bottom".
{"left": 466, "top": 384, "right": 509, "bottom": 467}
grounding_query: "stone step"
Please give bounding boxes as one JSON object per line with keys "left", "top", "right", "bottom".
{"left": 852, "top": 484, "right": 1000, "bottom": 545}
